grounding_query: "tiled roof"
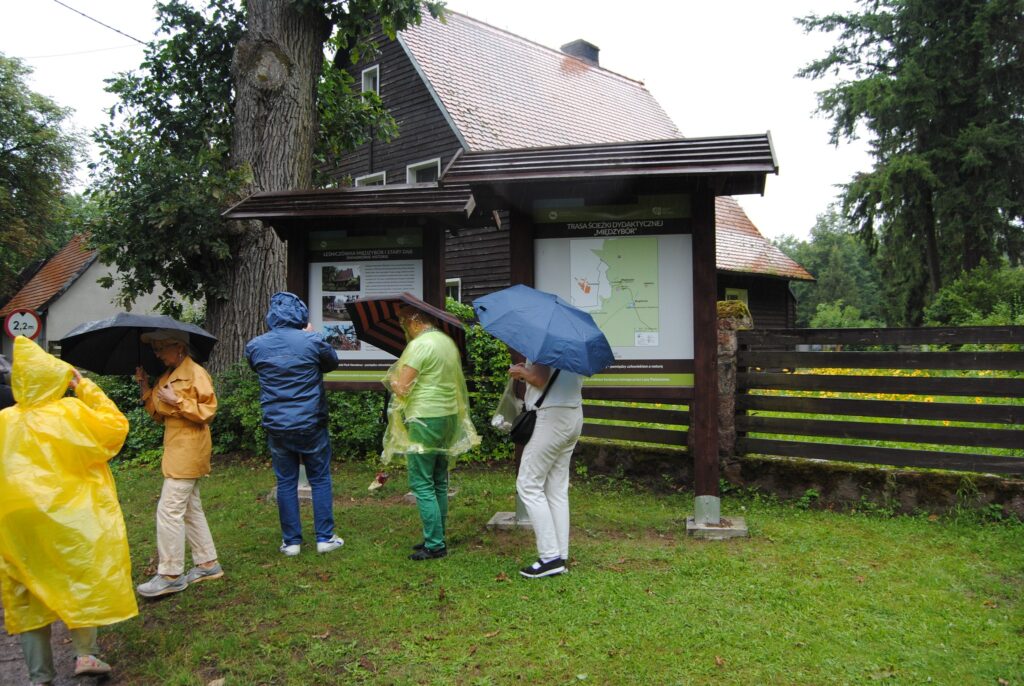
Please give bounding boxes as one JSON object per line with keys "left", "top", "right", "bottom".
{"left": 400, "top": 11, "right": 808, "bottom": 281}
{"left": 400, "top": 10, "right": 680, "bottom": 150}
{"left": 716, "top": 197, "right": 813, "bottom": 281}
{"left": 0, "top": 234, "right": 97, "bottom": 317}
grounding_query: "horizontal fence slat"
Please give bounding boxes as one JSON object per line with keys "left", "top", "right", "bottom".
{"left": 737, "top": 394, "right": 1024, "bottom": 425}
{"left": 581, "top": 422, "right": 687, "bottom": 446}
{"left": 738, "top": 351, "right": 1024, "bottom": 371}
{"left": 738, "top": 372, "right": 1024, "bottom": 398}
{"left": 583, "top": 387, "right": 693, "bottom": 402}
{"left": 737, "top": 415, "right": 1024, "bottom": 449}
{"left": 583, "top": 404, "right": 689, "bottom": 425}
{"left": 737, "top": 438, "right": 1024, "bottom": 475}
{"left": 738, "top": 326, "right": 1024, "bottom": 347}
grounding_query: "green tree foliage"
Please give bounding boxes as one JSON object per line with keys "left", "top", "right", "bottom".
{"left": 773, "top": 210, "right": 886, "bottom": 326}
{"left": 799, "top": 0, "right": 1024, "bottom": 324}
{"left": 89, "top": 0, "right": 442, "bottom": 322}
{"left": 923, "top": 261, "right": 1024, "bottom": 326}
{"left": 0, "top": 54, "right": 81, "bottom": 301}
{"left": 809, "top": 300, "right": 883, "bottom": 329}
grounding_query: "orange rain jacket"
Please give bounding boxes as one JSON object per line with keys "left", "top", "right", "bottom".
{"left": 142, "top": 356, "right": 217, "bottom": 479}
{"left": 0, "top": 337, "right": 137, "bottom": 633}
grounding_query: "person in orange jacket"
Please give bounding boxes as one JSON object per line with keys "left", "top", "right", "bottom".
{"left": 134, "top": 329, "right": 223, "bottom": 598}
{"left": 0, "top": 336, "right": 137, "bottom": 685}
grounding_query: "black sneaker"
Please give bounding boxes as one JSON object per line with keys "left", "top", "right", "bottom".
{"left": 411, "top": 542, "right": 426, "bottom": 551}
{"left": 520, "top": 558, "right": 566, "bottom": 578}
{"left": 409, "top": 546, "right": 447, "bottom": 561}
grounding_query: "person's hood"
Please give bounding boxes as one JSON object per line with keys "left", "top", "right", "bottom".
{"left": 11, "top": 336, "right": 73, "bottom": 407}
{"left": 266, "top": 291, "right": 309, "bottom": 330}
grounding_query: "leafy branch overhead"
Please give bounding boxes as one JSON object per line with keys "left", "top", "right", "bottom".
{"left": 89, "top": 0, "right": 445, "bottom": 318}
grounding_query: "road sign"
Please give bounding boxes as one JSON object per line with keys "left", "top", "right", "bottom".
{"left": 3, "top": 309, "right": 42, "bottom": 340}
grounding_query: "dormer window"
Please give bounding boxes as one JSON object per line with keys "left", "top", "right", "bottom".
{"left": 361, "top": 65, "right": 380, "bottom": 95}
{"left": 407, "top": 158, "right": 441, "bottom": 184}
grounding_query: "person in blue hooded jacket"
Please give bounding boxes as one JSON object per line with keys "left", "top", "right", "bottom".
{"left": 245, "top": 292, "right": 345, "bottom": 557}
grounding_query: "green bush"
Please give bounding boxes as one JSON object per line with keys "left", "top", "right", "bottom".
{"left": 447, "top": 297, "right": 515, "bottom": 463}
{"left": 924, "top": 262, "right": 1024, "bottom": 326}
{"left": 211, "top": 361, "right": 265, "bottom": 456}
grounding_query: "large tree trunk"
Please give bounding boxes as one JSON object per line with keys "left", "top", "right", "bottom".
{"left": 206, "top": 0, "right": 330, "bottom": 372}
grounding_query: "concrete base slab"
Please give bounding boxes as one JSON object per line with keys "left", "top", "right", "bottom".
{"left": 686, "top": 516, "right": 749, "bottom": 540}
{"left": 485, "top": 511, "right": 533, "bottom": 530}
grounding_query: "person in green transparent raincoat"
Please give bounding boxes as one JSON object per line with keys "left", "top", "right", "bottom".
{"left": 382, "top": 306, "right": 479, "bottom": 561}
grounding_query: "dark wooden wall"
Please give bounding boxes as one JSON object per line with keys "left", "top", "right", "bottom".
{"left": 444, "top": 213, "right": 510, "bottom": 304}
{"left": 327, "top": 33, "right": 463, "bottom": 185}
{"left": 718, "top": 273, "right": 795, "bottom": 329}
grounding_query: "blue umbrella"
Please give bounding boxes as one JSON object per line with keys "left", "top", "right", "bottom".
{"left": 473, "top": 284, "right": 615, "bottom": 376}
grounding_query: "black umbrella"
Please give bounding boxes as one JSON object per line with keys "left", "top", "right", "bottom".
{"left": 344, "top": 293, "right": 466, "bottom": 359}
{"left": 58, "top": 313, "right": 217, "bottom": 376}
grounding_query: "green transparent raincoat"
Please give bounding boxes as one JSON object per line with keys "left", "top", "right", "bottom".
{"left": 381, "top": 329, "right": 479, "bottom": 464}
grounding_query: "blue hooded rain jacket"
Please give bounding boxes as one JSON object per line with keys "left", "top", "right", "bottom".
{"left": 244, "top": 292, "right": 339, "bottom": 433}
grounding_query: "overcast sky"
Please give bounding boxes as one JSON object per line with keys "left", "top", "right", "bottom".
{"left": 1, "top": 0, "right": 872, "bottom": 240}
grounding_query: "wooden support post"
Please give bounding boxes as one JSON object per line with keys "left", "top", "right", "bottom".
{"left": 691, "top": 188, "right": 720, "bottom": 522}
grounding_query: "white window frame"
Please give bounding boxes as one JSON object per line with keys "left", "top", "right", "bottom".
{"left": 724, "top": 287, "right": 749, "bottom": 305}
{"left": 361, "top": 65, "right": 380, "bottom": 95}
{"left": 406, "top": 158, "right": 442, "bottom": 185}
{"left": 354, "top": 171, "right": 386, "bottom": 187}
{"left": 445, "top": 278, "right": 462, "bottom": 302}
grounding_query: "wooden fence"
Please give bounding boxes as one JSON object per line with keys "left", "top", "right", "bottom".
{"left": 735, "top": 326, "right": 1024, "bottom": 475}
{"left": 581, "top": 388, "right": 689, "bottom": 448}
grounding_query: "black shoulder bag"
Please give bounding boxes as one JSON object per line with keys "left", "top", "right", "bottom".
{"left": 509, "top": 369, "right": 561, "bottom": 446}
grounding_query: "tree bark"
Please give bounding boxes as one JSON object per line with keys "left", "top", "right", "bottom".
{"left": 206, "top": 0, "right": 330, "bottom": 372}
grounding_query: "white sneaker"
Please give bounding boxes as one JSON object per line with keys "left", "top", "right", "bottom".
{"left": 280, "top": 542, "right": 301, "bottom": 557}
{"left": 316, "top": 535, "right": 344, "bottom": 554}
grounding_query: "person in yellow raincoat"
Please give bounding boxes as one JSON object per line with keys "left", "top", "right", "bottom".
{"left": 0, "top": 336, "right": 137, "bottom": 685}
{"left": 134, "top": 329, "right": 222, "bottom": 598}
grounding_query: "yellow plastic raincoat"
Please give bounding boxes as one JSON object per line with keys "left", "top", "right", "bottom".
{"left": 0, "top": 337, "right": 137, "bottom": 633}
{"left": 381, "top": 329, "right": 480, "bottom": 464}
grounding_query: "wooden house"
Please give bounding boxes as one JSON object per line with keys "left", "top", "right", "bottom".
{"left": 325, "top": 9, "right": 812, "bottom": 325}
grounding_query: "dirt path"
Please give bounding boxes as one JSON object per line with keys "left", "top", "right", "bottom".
{"left": 0, "top": 605, "right": 106, "bottom": 685}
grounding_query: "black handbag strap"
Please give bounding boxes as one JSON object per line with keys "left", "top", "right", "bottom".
{"left": 534, "top": 368, "right": 561, "bottom": 409}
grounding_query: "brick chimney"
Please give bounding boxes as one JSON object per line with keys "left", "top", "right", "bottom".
{"left": 560, "top": 39, "right": 600, "bottom": 66}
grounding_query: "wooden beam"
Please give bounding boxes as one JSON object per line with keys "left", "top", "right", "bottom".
{"left": 691, "top": 188, "right": 718, "bottom": 497}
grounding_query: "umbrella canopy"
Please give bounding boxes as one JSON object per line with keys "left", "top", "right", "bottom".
{"left": 473, "top": 284, "right": 615, "bottom": 376}
{"left": 344, "top": 293, "right": 466, "bottom": 359}
{"left": 58, "top": 313, "right": 217, "bottom": 376}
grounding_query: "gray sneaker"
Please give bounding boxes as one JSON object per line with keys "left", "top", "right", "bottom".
{"left": 137, "top": 573, "right": 188, "bottom": 598}
{"left": 183, "top": 562, "right": 223, "bottom": 585}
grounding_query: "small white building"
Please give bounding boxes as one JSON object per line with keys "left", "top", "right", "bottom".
{"left": 0, "top": 234, "right": 165, "bottom": 360}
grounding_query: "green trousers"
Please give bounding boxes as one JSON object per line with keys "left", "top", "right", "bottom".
{"left": 406, "top": 415, "right": 456, "bottom": 551}
{"left": 19, "top": 624, "right": 98, "bottom": 684}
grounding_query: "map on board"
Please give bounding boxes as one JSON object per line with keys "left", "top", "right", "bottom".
{"left": 569, "top": 237, "right": 659, "bottom": 348}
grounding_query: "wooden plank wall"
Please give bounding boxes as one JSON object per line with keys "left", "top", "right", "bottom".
{"left": 735, "top": 326, "right": 1024, "bottom": 475}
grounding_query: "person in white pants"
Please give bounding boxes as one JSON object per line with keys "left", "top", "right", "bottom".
{"left": 510, "top": 361, "right": 584, "bottom": 578}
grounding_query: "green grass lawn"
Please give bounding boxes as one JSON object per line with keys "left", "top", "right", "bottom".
{"left": 106, "top": 460, "right": 1024, "bottom": 685}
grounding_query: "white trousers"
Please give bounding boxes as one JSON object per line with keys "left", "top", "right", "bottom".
{"left": 156, "top": 477, "right": 218, "bottom": 576}
{"left": 516, "top": 405, "right": 583, "bottom": 561}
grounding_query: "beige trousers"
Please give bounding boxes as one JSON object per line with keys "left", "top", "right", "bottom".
{"left": 156, "top": 477, "right": 218, "bottom": 576}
